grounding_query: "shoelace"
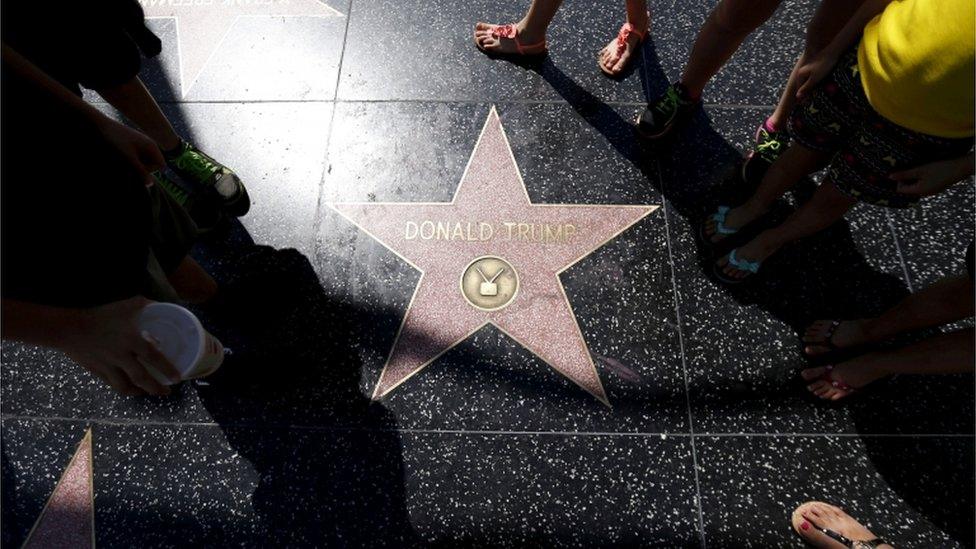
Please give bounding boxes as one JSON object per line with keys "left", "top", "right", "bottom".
{"left": 154, "top": 174, "right": 190, "bottom": 205}
{"left": 173, "top": 149, "right": 221, "bottom": 182}
{"left": 654, "top": 86, "right": 681, "bottom": 116}
{"left": 756, "top": 133, "right": 784, "bottom": 160}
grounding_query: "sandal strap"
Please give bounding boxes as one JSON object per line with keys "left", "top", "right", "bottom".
{"left": 819, "top": 526, "right": 854, "bottom": 547}
{"left": 853, "top": 540, "right": 889, "bottom": 549}
{"left": 728, "top": 249, "right": 760, "bottom": 274}
{"left": 819, "top": 526, "right": 887, "bottom": 548}
{"left": 612, "top": 22, "right": 647, "bottom": 55}
{"left": 821, "top": 365, "right": 855, "bottom": 392}
{"left": 490, "top": 23, "right": 517, "bottom": 39}
{"left": 821, "top": 320, "right": 842, "bottom": 350}
{"left": 489, "top": 23, "right": 546, "bottom": 55}
{"left": 711, "top": 205, "right": 738, "bottom": 235}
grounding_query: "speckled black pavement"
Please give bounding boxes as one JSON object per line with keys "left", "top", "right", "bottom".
{"left": 2, "top": 0, "right": 973, "bottom": 546}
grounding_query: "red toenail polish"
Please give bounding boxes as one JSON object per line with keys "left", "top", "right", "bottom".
{"left": 800, "top": 521, "right": 810, "bottom": 531}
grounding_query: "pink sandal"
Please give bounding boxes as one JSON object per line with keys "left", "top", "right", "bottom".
{"left": 599, "top": 19, "right": 649, "bottom": 77}
{"left": 474, "top": 23, "right": 547, "bottom": 56}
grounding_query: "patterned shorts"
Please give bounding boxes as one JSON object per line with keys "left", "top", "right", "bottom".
{"left": 789, "top": 48, "right": 973, "bottom": 208}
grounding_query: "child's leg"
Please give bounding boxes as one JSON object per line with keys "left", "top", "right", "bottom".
{"left": 717, "top": 181, "right": 856, "bottom": 279}
{"left": 598, "top": 0, "right": 650, "bottom": 75}
{"left": 102, "top": 77, "right": 249, "bottom": 216}
{"left": 624, "top": 0, "right": 648, "bottom": 26}
{"left": 475, "top": 0, "right": 562, "bottom": 54}
{"left": 679, "top": 0, "right": 782, "bottom": 98}
{"left": 96, "top": 76, "right": 182, "bottom": 152}
{"left": 519, "top": 0, "right": 562, "bottom": 38}
{"left": 635, "top": 0, "right": 779, "bottom": 139}
{"left": 766, "top": 0, "right": 864, "bottom": 130}
{"left": 742, "top": 0, "right": 864, "bottom": 185}
{"left": 863, "top": 275, "right": 976, "bottom": 339}
{"left": 803, "top": 327, "right": 974, "bottom": 400}
{"left": 705, "top": 143, "right": 830, "bottom": 240}
{"left": 804, "top": 275, "right": 975, "bottom": 354}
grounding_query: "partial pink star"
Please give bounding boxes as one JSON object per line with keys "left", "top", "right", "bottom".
{"left": 140, "top": 0, "right": 342, "bottom": 96}
{"left": 330, "top": 108, "right": 657, "bottom": 404}
{"left": 23, "top": 429, "right": 95, "bottom": 549}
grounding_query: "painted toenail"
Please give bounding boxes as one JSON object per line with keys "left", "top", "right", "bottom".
{"left": 800, "top": 521, "right": 809, "bottom": 531}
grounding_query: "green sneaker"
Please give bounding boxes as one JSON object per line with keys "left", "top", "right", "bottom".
{"left": 635, "top": 82, "right": 699, "bottom": 139}
{"left": 166, "top": 141, "right": 250, "bottom": 218}
{"left": 741, "top": 122, "right": 789, "bottom": 187}
{"left": 152, "top": 172, "right": 222, "bottom": 233}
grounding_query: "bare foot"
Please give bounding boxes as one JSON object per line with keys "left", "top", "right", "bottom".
{"left": 715, "top": 234, "right": 778, "bottom": 281}
{"left": 791, "top": 501, "right": 892, "bottom": 548}
{"left": 598, "top": 13, "right": 649, "bottom": 76}
{"left": 803, "top": 319, "right": 871, "bottom": 356}
{"left": 703, "top": 202, "right": 766, "bottom": 244}
{"left": 801, "top": 358, "right": 886, "bottom": 401}
{"left": 474, "top": 21, "right": 546, "bottom": 55}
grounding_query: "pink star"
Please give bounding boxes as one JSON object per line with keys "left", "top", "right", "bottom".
{"left": 330, "top": 108, "right": 657, "bottom": 404}
{"left": 23, "top": 430, "right": 95, "bottom": 549}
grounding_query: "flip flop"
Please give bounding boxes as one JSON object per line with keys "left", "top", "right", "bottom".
{"left": 803, "top": 320, "right": 845, "bottom": 356}
{"left": 598, "top": 18, "right": 649, "bottom": 77}
{"left": 807, "top": 364, "right": 861, "bottom": 400}
{"left": 791, "top": 501, "right": 890, "bottom": 548}
{"left": 474, "top": 23, "right": 547, "bottom": 57}
{"left": 713, "top": 248, "right": 761, "bottom": 284}
{"left": 819, "top": 365, "right": 856, "bottom": 394}
{"left": 699, "top": 205, "right": 738, "bottom": 244}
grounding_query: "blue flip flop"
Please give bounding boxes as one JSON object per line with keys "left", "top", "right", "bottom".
{"left": 700, "top": 205, "right": 739, "bottom": 243}
{"left": 713, "top": 248, "right": 761, "bottom": 284}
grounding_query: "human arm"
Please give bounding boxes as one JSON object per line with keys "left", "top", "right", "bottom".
{"left": 890, "top": 152, "right": 976, "bottom": 197}
{"left": 795, "top": 0, "right": 895, "bottom": 100}
{"left": 2, "top": 297, "right": 181, "bottom": 395}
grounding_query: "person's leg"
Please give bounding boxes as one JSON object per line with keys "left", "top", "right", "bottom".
{"left": 474, "top": 0, "right": 562, "bottom": 55}
{"left": 100, "top": 76, "right": 250, "bottom": 218}
{"left": 635, "top": 0, "right": 780, "bottom": 138}
{"left": 742, "top": 0, "right": 864, "bottom": 186}
{"left": 716, "top": 181, "right": 855, "bottom": 280}
{"left": 804, "top": 274, "right": 976, "bottom": 354}
{"left": 167, "top": 256, "right": 218, "bottom": 304}
{"left": 705, "top": 142, "right": 830, "bottom": 241}
{"left": 802, "top": 328, "right": 975, "bottom": 400}
{"left": 766, "top": 0, "right": 864, "bottom": 130}
{"left": 624, "top": 0, "right": 649, "bottom": 28}
{"left": 598, "top": 0, "right": 650, "bottom": 75}
{"left": 96, "top": 76, "right": 181, "bottom": 152}
{"left": 679, "top": 0, "right": 782, "bottom": 98}
{"left": 792, "top": 502, "right": 894, "bottom": 548}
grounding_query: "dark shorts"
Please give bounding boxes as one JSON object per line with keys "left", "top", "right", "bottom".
{"left": 1, "top": 69, "right": 196, "bottom": 308}
{"left": 789, "top": 48, "right": 973, "bottom": 208}
{"left": 1, "top": 0, "right": 160, "bottom": 95}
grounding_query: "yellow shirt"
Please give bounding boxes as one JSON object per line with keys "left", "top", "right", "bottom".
{"left": 858, "top": 0, "right": 976, "bottom": 138}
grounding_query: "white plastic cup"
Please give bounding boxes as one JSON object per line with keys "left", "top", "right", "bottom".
{"left": 137, "top": 303, "right": 224, "bottom": 385}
